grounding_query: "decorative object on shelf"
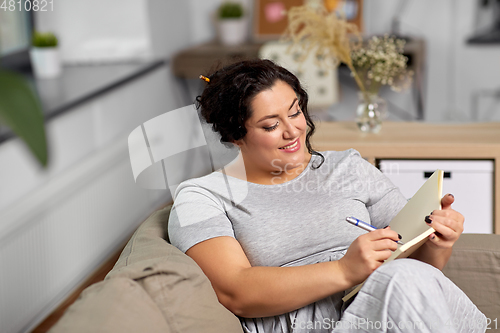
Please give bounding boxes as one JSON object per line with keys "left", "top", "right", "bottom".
{"left": 283, "top": 3, "right": 412, "bottom": 133}
{"left": 351, "top": 35, "right": 413, "bottom": 133}
{"left": 259, "top": 41, "right": 339, "bottom": 109}
{"left": 30, "top": 31, "right": 61, "bottom": 79}
{"left": 351, "top": 35, "right": 412, "bottom": 133}
{"left": 355, "top": 92, "right": 386, "bottom": 133}
{"left": 218, "top": 1, "right": 248, "bottom": 46}
{"left": 0, "top": 70, "right": 48, "bottom": 167}
{"left": 351, "top": 35, "right": 413, "bottom": 95}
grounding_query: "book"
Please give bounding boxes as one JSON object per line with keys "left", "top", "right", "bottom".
{"left": 342, "top": 169, "right": 444, "bottom": 302}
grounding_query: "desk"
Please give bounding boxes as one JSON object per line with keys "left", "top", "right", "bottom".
{"left": 312, "top": 121, "right": 500, "bottom": 233}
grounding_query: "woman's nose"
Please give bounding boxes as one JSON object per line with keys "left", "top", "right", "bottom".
{"left": 282, "top": 119, "right": 300, "bottom": 139}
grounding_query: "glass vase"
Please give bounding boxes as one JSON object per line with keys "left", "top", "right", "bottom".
{"left": 355, "top": 92, "right": 386, "bottom": 133}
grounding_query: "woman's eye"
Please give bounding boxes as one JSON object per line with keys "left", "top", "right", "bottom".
{"left": 290, "top": 109, "right": 302, "bottom": 118}
{"left": 264, "top": 122, "right": 279, "bottom": 132}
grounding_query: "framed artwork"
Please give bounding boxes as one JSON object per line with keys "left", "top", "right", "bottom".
{"left": 253, "top": 0, "right": 364, "bottom": 41}
{"left": 253, "top": 0, "right": 304, "bottom": 41}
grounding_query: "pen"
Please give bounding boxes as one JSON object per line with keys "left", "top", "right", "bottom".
{"left": 346, "top": 216, "right": 404, "bottom": 245}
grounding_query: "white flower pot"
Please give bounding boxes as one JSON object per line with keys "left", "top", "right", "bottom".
{"left": 30, "top": 47, "right": 62, "bottom": 79}
{"left": 218, "top": 18, "right": 247, "bottom": 46}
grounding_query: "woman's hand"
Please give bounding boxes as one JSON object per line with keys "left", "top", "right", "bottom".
{"left": 425, "top": 193, "right": 464, "bottom": 249}
{"left": 410, "top": 193, "right": 464, "bottom": 269}
{"left": 338, "top": 228, "right": 399, "bottom": 285}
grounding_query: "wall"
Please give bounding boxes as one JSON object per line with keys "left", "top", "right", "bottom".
{"left": 35, "top": 0, "right": 151, "bottom": 62}
{"left": 363, "top": 0, "right": 500, "bottom": 122}
{"left": 454, "top": 0, "right": 500, "bottom": 122}
{"left": 35, "top": 0, "right": 192, "bottom": 62}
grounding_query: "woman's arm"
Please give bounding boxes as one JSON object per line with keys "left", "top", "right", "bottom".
{"left": 186, "top": 228, "right": 400, "bottom": 318}
{"left": 409, "top": 194, "right": 464, "bottom": 269}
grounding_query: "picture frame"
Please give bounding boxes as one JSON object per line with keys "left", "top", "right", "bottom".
{"left": 253, "top": 0, "right": 304, "bottom": 41}
{"left": 253, "top": 0, "right": 364, "bottom": 42}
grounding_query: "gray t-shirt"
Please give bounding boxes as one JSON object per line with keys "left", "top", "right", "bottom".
{"left": 168, "top": 149, "right": 407, "bottom": 332}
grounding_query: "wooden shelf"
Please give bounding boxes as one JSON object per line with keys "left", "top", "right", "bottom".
{"left": 312, "top": 121, "right": 500, "bottom": 233}
{"left": 172, "top": 41, "right": 264, "bottom": 79}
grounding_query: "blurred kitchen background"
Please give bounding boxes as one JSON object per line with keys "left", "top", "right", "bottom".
{"left": 1, "top": 0, "right": 500, "bottom": 332}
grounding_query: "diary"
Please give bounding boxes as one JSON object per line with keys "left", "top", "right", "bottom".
{"left": 342, "top": 169, "right": 444, "bottom": 301}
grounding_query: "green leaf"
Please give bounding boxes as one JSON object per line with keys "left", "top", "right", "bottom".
{"left": 0, "top": 70, "right": 48, "bottom": 167}
{"left": 219, "top": 2, "right": 243, "bottom": 19}
{"left": 32, "top": 31, "right": 58, "bottom": 47}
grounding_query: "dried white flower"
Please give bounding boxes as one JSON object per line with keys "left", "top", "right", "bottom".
{"left": 351, "top": 34, "right": 413, "bottom": 93}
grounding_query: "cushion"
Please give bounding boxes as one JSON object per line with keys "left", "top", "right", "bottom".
{"left": 442, "top": 233, "right": 500, "bottom": 321}
{"left": 49, "top": 278, "right": 170, "bottom": 333}
{"left": 106, "top": 205, "right": 243, "bottom": 333}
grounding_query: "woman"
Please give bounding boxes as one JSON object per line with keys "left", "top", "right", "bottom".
{"left": 168, "top": 59, "right": 486, "bottom": 332}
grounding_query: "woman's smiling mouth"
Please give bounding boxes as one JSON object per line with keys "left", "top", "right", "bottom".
{"left": 279, "top": 138, "right": 300, "bottom": 152}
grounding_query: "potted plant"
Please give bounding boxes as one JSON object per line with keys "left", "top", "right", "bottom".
{"left": 218, "top": 1, "right": 247, "bottom": 46}
{"left": 30, "top": 31, "right": 62, "bottom": 79}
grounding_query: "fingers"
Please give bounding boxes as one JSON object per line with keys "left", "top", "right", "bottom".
{"left": 440, "top": 193, "right": 454, "bottom": 210}
{"left": 425, "top": 210, "right": 464, "bottom": 245}
{"left": 371, "top": 238, "right": 399, "bottom": 252}
{"left": 425, "top": 215, "right": 453, "bottom": 239}
{"left": 371, "top": 249, "right": 395, "bottom": 263}
{"left": 358, "top": 230, "right": 399, "bottom": 258}
{"left": 365, "top": 228, "right": 400, "bottom": 243}
{"left": 354, "top": 242, "right": 395, "bottom": 269}
{"left": 344, "top": 229, "right": 400, "bottom": 282}
{"left": 428, "top": 208, "right": 464, "bottom": 232}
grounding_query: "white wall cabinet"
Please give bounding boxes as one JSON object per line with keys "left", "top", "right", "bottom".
{"left": 379, "top": 160, "right": 494, "bottom": 234}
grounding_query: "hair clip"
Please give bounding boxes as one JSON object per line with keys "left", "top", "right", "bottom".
{"left": 199, "top": 75, "right": 210, "bottom": 83}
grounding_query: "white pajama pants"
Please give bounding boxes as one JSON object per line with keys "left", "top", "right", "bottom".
{"left": 334, "top": 259, "right": 487, "bottom": 333}
{"left": 241, "top": 259, "right": 487, "bottom": 333}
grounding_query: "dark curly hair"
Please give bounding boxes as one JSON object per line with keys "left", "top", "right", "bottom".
{"left": 196, "top": 59, "right": 324, "bottom": 168}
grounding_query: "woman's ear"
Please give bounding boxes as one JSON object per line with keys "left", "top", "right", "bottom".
{"left": 232, "top": 140, "right": 242, "bottom": 148}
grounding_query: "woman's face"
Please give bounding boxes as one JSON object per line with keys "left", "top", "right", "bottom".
{"left": 234, "top": 80, "right": 309, "bottom": 182}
